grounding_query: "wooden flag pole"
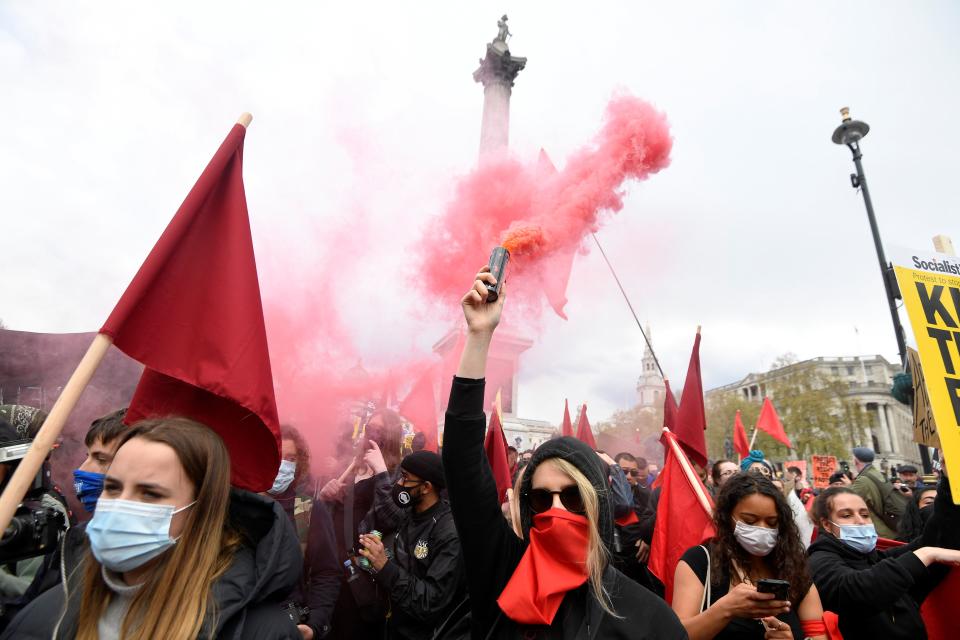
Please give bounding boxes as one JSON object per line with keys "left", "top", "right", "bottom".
{"left": 662, "top": 427, "right": 713, "bottom": 515}
{"left": 748, "top": 428, "right": 759, "bottom": 450}
{"left": 237, "top": 112, "right": 253, "bottom": 128}
{"left": 0, "top": 333, "right": 113, "bottom": 533}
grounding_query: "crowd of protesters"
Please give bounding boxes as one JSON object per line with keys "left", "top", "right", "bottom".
{"left": 0, "top": 265, "right": 958, "bottom": 639}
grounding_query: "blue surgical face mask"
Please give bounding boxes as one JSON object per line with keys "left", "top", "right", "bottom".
{"left": 268, "top": 459, "right": 296, "bottom": 496}
{"left": 88, "top": 498, "right": 196, "bottom": 572}
{"left": 73, "top": 469, "right": 105, "bottom": 513}
{"left": 831, "top": 521, "right": 878, "bottom": 554}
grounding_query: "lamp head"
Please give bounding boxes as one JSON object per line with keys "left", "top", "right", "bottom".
{"left": 832, "top": 106, "right": 870, "bottom": 145}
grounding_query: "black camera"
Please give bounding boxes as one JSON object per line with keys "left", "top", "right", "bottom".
{"left": 0, "top": 439, "right": 68, "bottom": 564}
{"left": 282, "top": 601, "right": 310, "bottom": 625}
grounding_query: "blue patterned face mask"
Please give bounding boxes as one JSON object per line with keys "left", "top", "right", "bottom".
{"left": 88, "top": 498, "right": 196, "bottom": 572}
{"left": 73, "top": 469, "right": 105, "bottom": 513}
{"left": 831, "top": 521, "right": 878, "bottom": 554}
{"left": 268, "top": 459, "right": 297, "bottom": 496}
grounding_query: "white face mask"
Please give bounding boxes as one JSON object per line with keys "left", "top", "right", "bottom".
{"left": 733, "top": 520, "right": 778, "bottom": 557}
{"left": 269, "top": 459, "right": 297, "bottom": 495}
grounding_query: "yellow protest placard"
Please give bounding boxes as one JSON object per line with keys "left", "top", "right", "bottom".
{"left": 893, "top": 249, "right": 960, "bottom": 504}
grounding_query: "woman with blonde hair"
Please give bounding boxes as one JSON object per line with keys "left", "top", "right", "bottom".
{"left": 4, "top": 417, "right": 302, "bottom": 639}
{"left": 442, "top": 266, "right": 685, "bottom": 639}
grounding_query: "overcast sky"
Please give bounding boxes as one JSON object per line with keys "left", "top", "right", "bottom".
{"left": 3, "top": 1, "right": 959, "bottom": 425}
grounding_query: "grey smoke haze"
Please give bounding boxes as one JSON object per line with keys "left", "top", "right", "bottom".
{"left": 2, "top": 1, "right": 959, "bottom": 425}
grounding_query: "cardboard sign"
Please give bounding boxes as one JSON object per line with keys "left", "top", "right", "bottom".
{"left": 893, "top": 248, "right": 960, "bottom": 504}
{"left": 811, "top": 455, "right": 838, "bottom": 489}
{"left": 907, "top": 347, "right": 941, "bottom": 448}
{"left": 783, "top": 460, "right": 807, "bottom": 481}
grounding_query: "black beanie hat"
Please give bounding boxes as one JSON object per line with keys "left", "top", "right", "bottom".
{"left": 400, "top": 450, "right": 446, "bottom": 489}
{"left": 515, "top": 436, "right": 613, "bottom": 549}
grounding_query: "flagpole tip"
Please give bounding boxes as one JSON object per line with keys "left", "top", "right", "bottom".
{"left": 237, "top": 113, "right": 253, "bottom": 128}
{"left": 696, "top": 325, "right": 702, "bottom": 334}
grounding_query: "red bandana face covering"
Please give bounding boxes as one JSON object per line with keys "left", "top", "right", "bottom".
{"left": 497, "top": 507, "right": 591, "bottom": 626}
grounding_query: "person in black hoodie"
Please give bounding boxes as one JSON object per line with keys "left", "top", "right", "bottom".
{"left": 807, "top": 482, "right": 960, "bottom": 640}
{"left": 2, "top": 417, "right": 302, "bottom": 639}
{"left": 358, "top": 450, "right": 469, "bottom": 639}
{"left": 442, "top": 266, "right": 687, "bottom": 639}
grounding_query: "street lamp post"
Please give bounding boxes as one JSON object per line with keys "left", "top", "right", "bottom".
{"left": 832, "top": 107, "right": 908, "bottom": 368}
{"left": 832, "top": 108, "right": 931, "bottom": 473}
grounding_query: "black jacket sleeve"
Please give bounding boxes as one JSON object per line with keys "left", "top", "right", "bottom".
{"left": 809, "top": 543, "right": 929, "bottom": 611}
{"left": 374, "top": 522, "right": 464, "bottom": 624}
{"left": 364, "top": 469, "right": 406, "bottom": 535}
{"left": 300, "top": 502, "right": 341, "bottom": 638}
{"left": 441, "top": 377, "right": 525, "bottom": 630}
{"left": 608, "top": 464, "right": 634, "bottom": 519}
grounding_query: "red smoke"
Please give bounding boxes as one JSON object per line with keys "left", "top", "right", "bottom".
{"left": 421, "top": 93, "right": 671, "bottom": 314}
{"left": 260, "top": 92, "right": 671, "bottom": 476}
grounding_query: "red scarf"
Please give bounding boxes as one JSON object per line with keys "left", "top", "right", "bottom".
{"left": 497, "top": 508, "right": 591, "bottom": 625}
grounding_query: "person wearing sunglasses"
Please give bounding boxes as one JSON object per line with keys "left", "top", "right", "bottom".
{"left": 441, "top": 266, "right": 685, "bottom": 639}
{"left": 740, "top": 450, "right": 774, "bottom": 478}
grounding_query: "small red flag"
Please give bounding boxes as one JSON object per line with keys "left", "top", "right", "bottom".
{"left": 400, "top": 370, "right": 437, "bottom": 452}
{"left": 674, "top": 331, "right": 708, "bottom": 469}
{"left": 100, "top": 123, "right": 280, "bottom": 492}
{"left": 756, "top": 397, "right": 793, "bottom": 448}
{"left": 575, "top": 404, "right": 597, "bottom": 449}
{"left": 560, "top": 399, "right": 574, "bottom": 437}
{"left": 733, "top": 410, "right": 750, "bottom": 459}
{"left": 662, "top": 379, "right": 679, "bottom": 431}
{"left": 484, "top": 407, "right": 513, "bottom": 503}
{"left": 649, "top": 429, "right": 715, "bottom": 603}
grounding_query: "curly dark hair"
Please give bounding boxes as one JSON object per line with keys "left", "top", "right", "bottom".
{"left": 710, "top": 472, "right": 812, "bottom": 603}
{"left": 280, "top": 424, "right": 312, "bottom": 490}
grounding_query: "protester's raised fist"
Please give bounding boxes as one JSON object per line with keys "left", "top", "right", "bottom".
{"left": 461, "top": 266, "right": 505, "bottom": 335}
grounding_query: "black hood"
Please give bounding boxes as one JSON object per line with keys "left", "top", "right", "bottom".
{"left": 516, "top": 436, "right": 614, "bottom": 548}
{"left": 209, "top": 488, "right": 303, "bottom": 633}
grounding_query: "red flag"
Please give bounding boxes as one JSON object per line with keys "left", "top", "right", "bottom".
{"left": 649, "top": 429, "right": 715, "bottom": 603}
{"left": 100, "top": 123, "right": 280, "bottom": 492}
{"left": 484, "top": 407, "right": 513, "bottom": 503}
{"left": 560, "top": 399, "right": 574, "bottom": 437}
{"left": 535, "top": 150, "right": 578, "bottom": 320}
{"left": 756, "top": 397, "right": 793, "bottom": 448}
{"left": 400, "top": 370, "right": 437, "bottom": 452}
{"left": 733, "top": 410, "right": 750, "bottom": 459}
{"left": 674, "top": 331, "right": 708, "bottom": 469}
{"left": 662, "top": 379, "right": 679, "bottom": 430}
{"left": 575, "top": 404, "right": 596, "bottom": 449}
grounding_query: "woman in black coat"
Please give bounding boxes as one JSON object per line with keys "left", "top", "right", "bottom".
{"left": 808, "top": 482, "right": 960, "bottom": 640}
{"left": 442, "top": 266, "right": 687, "bottom": 639}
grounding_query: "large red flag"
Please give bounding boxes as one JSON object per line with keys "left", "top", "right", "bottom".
{"left": 675, "top": 331, "right": 708, "bottom": 469}
{"left": 756, "top": 397, "right": 793, "bottom": 448}
{"left": 100, "top": 123, "right": 280, "bottom": 492}
{"left": 733, "top": 410, "right": 750, "bottom": 459}
{"left": 400, "top": 370, "right": 437, "bottom": 452}
{"left": 560, "top": 398, "right": 574, "bottom": 437}
{"left": 484, "top": 406, "right": 513, "bottom": 503}
{"left": 575, "top": 404, "right": 597, "bottom": 449}
{"left": 649, "top": 429, "right": 715, "bottom": 603}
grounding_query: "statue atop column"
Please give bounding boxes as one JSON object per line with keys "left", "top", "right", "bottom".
{"left": 495, "top": 15, "right": 511, "bottom": 44}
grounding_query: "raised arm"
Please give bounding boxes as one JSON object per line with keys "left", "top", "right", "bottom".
{"left": 442, "top": 267, "right": 525, "bottom": 621}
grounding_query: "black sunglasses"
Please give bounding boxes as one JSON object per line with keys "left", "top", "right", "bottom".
{"left": 624, "top": 468, "right": 643, "bottom": 477}
{"left": 527, "top": 486, "right": 585, "bottom": 514}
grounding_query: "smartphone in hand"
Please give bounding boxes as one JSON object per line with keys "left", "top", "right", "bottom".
{"left": 756, "top": 578, "right": 790, "bottom": 601}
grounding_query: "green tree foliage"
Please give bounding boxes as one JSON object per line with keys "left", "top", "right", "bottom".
{"left": 706, "top": 354, "right": 866, "bottom": 463}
